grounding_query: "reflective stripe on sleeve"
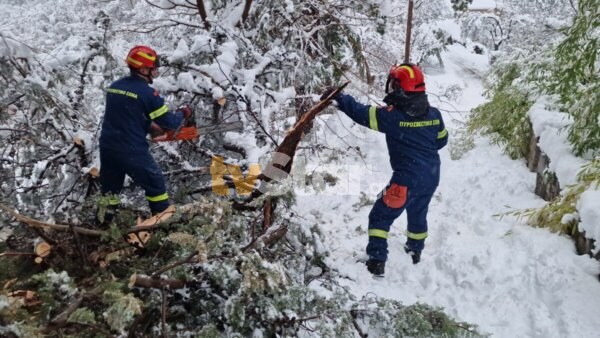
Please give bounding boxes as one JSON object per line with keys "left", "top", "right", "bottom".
{"left": 107, "top": 88, "right": 138, "bottom": 99}
{"left": 407, "top": 231, "right": 428, "bottom": 240}
{"left": 146, "top": 192, "right": 169, "bottom": 202}
{"left": 369, "top": 106, "right": 379, "bottom": 131}
{"left": 149, "top": 105, "right": 169, "bottom": 120}
{"left": 438, "top": 128, "right": 448, "bottom": 139}
{"left": 368, "top": 229, "right": 388, "bottom": 239}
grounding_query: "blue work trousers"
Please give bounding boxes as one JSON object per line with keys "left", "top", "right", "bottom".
{"left": 99, "top": 148, "right": 170, "bottom": 214}
{"left": 366, "top": 178, "right": 436, "bottom": 262}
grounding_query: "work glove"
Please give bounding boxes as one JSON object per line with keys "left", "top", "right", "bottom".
{"left": 320, "top": 86, "right": 339, "bottom": 101}
{"left": 178, "top": 104, "right": 193, "bottom": 120}
{"left": 149, "top": 122, "right": 165, "bottom": 138}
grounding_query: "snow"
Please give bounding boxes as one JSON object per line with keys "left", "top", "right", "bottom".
{"left": 170, "top": 39, "right": 190, "bottom": 62}
{"left": 471, "top": 0, "right": 498, "bottom": 10}
{"left": 294, "top": 46, "right": 600, "bottom": 338}
{"left": 578, "top": 190, "right": 600, "bottom": 253}
{"left": 528, "top": 97, "right": 586, "bottom": 187}
{"left": 526, "top": 97, "right": 600, "bottom": 244}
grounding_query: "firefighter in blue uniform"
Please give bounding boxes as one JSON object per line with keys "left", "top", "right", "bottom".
{"left": 322, "top": 64, "right": 448, "bottom": 276}
{"left": 99, "top": 45, "right": 191, "bottom": 218}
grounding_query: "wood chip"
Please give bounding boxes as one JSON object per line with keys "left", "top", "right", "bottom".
{"left": 128, "top": 273, "right": 138, "bottom": 288}
{"left": 74, "top": 137, "right": 84, "bottom": 146}
{"left": 87, "top": 167, "right": 99, "bottom": 178}
{"left": 137, "top": 205, "right": 176, "bottom": 227}
{"left": 126, "top": 231, "right": 151, "bottom": 247}
{"left": 3, "top": 278, "right": 18, "bottom": 290}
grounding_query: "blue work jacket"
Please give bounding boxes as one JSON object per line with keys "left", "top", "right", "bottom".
{"left": 335, "top": 93, "right": 448, "bottom": 189}
{"left": 100, "top": 75, "right": 183, "bottom": 152}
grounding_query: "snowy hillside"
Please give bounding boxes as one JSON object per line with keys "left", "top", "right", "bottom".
{"left": 295, "top": 46, "right": 600, "bottom": 337}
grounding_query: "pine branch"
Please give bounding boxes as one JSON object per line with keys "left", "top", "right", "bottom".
{"left": 0, "top": 204, "right": 104, "bottom": 237}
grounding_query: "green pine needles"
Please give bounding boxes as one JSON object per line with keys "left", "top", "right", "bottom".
{"left": 468, "top": 63, "right": 534, "bottom": 160}
{"left": 470, "top": 0, "right": 599, "bottom": 158}
{"left": 528, "top": 158, "right": 600, "bottom": 235}
{"left": 469, "top": 0, "right": 599, "bottom": 238}
{"left": 541, "top": 0, "right": 600, "bottom": 157}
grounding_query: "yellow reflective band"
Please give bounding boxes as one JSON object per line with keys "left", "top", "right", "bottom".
{"left": 368, "top": 229, "right": 389, "bottom": 239}
{"left": 127, "top": 57, "right": 143, "bottom": 66}
{"left": 438, "top": 128, "right": 448, "bottom": 139}
{"left": 399, "top": 65, "right": 415, "bottom": 78}
{"left": 149, "top": 105, "right": 169, "bottom": 119}
{"left": 369, "top": 106, "right": 379, "bottom": 131}
{"left": 399, "top": 119, "right": 440, "bottom": 128}
{"left": 407, "top": 231, "right": 428, "bottom": 240}
{"left": 137, "top": 51, "right": 156, "bottom": 61}
{"left": 107, "top": 88, "right": 138, "bottom": 99}
{"left": 146, "top": 192, "right": 169, "bottom": 202}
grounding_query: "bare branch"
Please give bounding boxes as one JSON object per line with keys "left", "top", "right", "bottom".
{"left": 196, "top": 0, "right": 210, "bottom": 30}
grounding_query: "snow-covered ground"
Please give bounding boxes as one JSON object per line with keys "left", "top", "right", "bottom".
{"left": 295, "top": 47, "right": 600, "bottom": 338}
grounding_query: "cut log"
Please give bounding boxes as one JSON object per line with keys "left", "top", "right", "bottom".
{"left": 34, "top": 241, "right": 52, "bottom": 257}
{"left": 129, "top": 273, "right": 186, "bottom": 289}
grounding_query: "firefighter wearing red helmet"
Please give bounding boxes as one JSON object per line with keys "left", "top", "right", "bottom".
{"left": 321, "top": 63, "right": 448, "bottom": 276}
{"left": 98, "top": 46, "right": 192, "bottom": 220}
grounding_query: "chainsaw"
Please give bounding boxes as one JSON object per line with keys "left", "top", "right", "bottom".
{"left": 151, "top": 120, "right": 244, "bottom": 142}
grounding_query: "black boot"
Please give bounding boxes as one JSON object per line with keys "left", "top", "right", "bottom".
{"left": 366, "top": 259, "right": 385, "bottom": 277}
{"left": 404, "top": 246, "right": 421, "bottom": 264}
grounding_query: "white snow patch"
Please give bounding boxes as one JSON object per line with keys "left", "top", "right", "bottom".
{"left": 578, "top": 189, "right": 600, "bottom": 253}
{"left": 528, "top": 97, "right": 586, "bottom": 187}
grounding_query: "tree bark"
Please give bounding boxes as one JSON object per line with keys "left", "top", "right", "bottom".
{"left": 129, "top": 274, "right": 187, "bottom": 289}
{"left": 196, "top": 0, "right": 210, "bottom": 30}
{"left": 0, "top": 204, "right": 104, "bottom": 236}
{"left": 243, "top": 224, "right": 288, "bottom": 252}
{"left": 241, "top": 0, "right": 253, "bottom": 23}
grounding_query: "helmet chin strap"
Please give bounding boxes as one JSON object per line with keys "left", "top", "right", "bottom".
{"left": 386, "top": 77, "right": 403, "bottom": 94}
{"left": 385, "top": 76, "right": 392, "bottom": 94}
{"left": 132, "top": 68, "right": 156, "bottom": 84}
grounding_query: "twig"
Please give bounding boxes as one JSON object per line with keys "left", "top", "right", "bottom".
{"left": 350, "top": 310, "right": 368, "bottom": 338}
{"left": 46, "top": 286, "right": 103, "bottom": 331}
{"left": 151, "top": 251, "right": 199, "bottom": 278}
{"left": 161, "top": 288, "right": 169, "bottom": 338}
{"left": 69, "top": 222, "right": 89, "bottom": 267}
{"left": 242, "top": 223, "right": 288, "bottom": 252}
{"left": 0, "top": 251, "right": 37, "bottom": 257}
{"left": 129, "top": 274, "right": 186, "bottom": 289}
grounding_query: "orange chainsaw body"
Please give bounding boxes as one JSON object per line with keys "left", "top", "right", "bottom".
{"left": 152, "top": 127, "right": 199, "bottom": 142}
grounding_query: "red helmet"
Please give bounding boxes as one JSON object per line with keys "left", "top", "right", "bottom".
{"left": 126, "top": 45, "right": 160, "bottom": 69}
{"left": 386, "top": 63, "right": 426, "bottom": 93}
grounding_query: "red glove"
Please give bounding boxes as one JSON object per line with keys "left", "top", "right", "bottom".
{"left": 179, "top": 105, "right": 193, "bottom": 120}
